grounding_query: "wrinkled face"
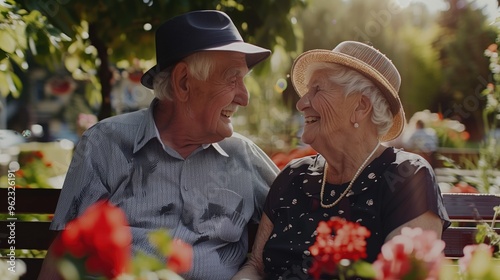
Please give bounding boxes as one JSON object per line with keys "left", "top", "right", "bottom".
{"left": 296, "top": 68, "right": 360, "bottom": 146}
{"left": 188, "top": 51, "right": 249, "bottom": 142}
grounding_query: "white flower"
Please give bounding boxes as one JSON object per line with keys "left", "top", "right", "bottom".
{"left": 485, "top": 49, "right": 493, "bottom": 57}
{"left": 0, "top": 260, "right": 26, "bottom": 280}
{"left": 492, "top": 65, "right": 500, "bottom": 74}
{"left": 487, "top": 94, "right": 499, "bottom": 108}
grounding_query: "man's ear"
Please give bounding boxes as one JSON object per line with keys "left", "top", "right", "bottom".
{"left": 351, "top": 94, "right": 372, "bottom": 123}
{"left": 171, "top": 62, "right": 190, "bottom": 102}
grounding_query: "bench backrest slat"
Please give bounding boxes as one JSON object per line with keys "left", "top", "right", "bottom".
{"left": 442, "top": 193, "right": 500, "bottom": 221}
{"left": 441, "top": 193, "right": 500, "bottom": 258}
{"left": 0, "top": 188, "right": 61, "bottom": 280}
{"left": 0, "top": 188, "right": 60, "bottom": 214}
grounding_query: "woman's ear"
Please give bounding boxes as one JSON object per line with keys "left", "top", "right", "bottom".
{"left": 351, "top": 95, "right": 372, "bottom": 124}
{"left": 171, "top": 62, "right": 190, "bottom": 102}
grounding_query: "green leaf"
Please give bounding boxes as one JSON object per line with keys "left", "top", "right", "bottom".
{"left": 9, "top": 71, "right": 22, "bottom": 95}
{"left": 13, "top": 22, "right": 27, "bottom": 49}
{"left": 0, "top": 48, "right": 7, "bottom": 61}
{"left": 132, "top": 251, "right": 165, "bottom": 274}
{"left": 148, "top": 229, "right": 173, "bottom": 257}
{"left": 350, "top": 260, "right": 377, "bottom": 279}
{"left": 0, "top": 71, "right": 17, "bottom": 98}
{"left": 475, "top": 223, "right": 489, "bottom": 243}
{"left": 0, "top": 30, "right": 16, "bottom": 53}
{"left": 64, "top": 54, "right": 80, "bottom": 72}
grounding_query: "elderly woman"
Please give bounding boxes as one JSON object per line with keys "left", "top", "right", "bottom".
{"left": 232, "top": 41, "right": 450, "bottom": 280}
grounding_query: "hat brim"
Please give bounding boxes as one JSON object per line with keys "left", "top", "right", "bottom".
{"left": 291, "top": 49, "right": 405, "bottom": 142}
{"left": 141, "top": 42, "right": 270, "bottom": 89}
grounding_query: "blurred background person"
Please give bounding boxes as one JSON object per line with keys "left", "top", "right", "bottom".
{"left": 403, "top": 119, "right": 439, "bottom": 166}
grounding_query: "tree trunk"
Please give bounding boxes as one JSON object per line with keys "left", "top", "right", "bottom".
{"left": 89, "top": 23, "right": 112, "bottom": 120}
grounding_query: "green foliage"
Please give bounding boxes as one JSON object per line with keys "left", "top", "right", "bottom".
{"left": 13, "top": 0, "right": 307, "bottom": 123}
{"left": 347, "top": 260, "right": 376, "bottom": 279}
{"left": 0, "top": 150, "right": 59, "bottom": 189}
{"left": 475, "top": 205, "right": 500, "bottom": 258}
{"left": 0, "top": 0, "right": 66, "bottom": 97}
{"left": 433, "top": 0, "right": 498, "bottom": 141}
{"left": 476, "top": 16, "right": 500, "bottom": 193}
{"left": 475, "top": 223, "right": 500, "bottom": 258}
{"left": 396, "top": 25, "right": 443, "bottom": 114}
{"left": 291, "top": 0, "right": 445, "bottom": 125}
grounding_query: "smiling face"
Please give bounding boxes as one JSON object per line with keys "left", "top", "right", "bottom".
{"left": 296, "top": 67, "right": 360, "bottom": 148}
{"left": 187, "top": 51, "right": 249, "bottom": 142}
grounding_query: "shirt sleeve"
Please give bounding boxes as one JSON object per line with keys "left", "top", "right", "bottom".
{"left": 50, "top": 126, "right": 111, "bottom": 230}
{"left": 248, "top": 142, "right": 280, "bottom": 224}
{"left": 381, "top": 156, "right": 451, "bottom": 236}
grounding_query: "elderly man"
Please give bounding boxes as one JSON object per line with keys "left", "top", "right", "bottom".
{"left": 39, "top": 10, "right": 279, "bottom": 280}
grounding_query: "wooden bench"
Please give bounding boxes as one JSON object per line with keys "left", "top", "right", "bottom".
{"left": 2, "top": 189, "right": 499, "bottom": 278}
{"left": 0, "top": 188, "right": 258, "bottom": 279}
{"left": 441, "top": 193, "right": 500, "bottom": 258}
{"left": 0, "top": 188, "right": 60, "bottom": 280}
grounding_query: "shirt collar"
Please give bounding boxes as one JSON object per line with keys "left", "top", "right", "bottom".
{"left": 211, "top": 142, "right": 229, "bottom": 157}
{"left": 133, "top": 98, "right": 229, "bottom": 158}
{"left": 133, "top": 99, "right": 159, "bottom": 154}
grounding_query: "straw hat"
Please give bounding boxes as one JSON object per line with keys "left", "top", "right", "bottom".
{"left": 290, "top": 41, "right": 406, "bottom": 142}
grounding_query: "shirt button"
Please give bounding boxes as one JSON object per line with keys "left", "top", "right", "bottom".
{"left": 183, "top": 185, "right": 188, "bottom": 191}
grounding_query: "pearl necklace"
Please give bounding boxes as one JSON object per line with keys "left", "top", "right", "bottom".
{"left": 320, "top": 142, "right": 381, "bottom": 208}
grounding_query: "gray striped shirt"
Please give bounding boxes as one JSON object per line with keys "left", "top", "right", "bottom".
{"left": 51, "top": 100, "right": 279, "bottom": 280}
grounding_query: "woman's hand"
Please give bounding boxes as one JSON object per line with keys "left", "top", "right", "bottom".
{"left": 231, "top": 214, "right": 274, "bottom": 280}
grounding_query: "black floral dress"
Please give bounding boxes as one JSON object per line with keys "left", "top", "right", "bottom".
{"left": 262, "top": 147, "right": 450, "bottom": 280}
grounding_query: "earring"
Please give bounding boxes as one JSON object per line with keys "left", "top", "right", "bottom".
{"left": 354, "top": 123, "right": 359, "bottom": 128}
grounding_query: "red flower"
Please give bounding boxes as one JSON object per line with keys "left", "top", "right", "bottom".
{"left": 166, "top": 239, "right": 193, "bottom": 274}
{"left": 33, "top": 151, "right": 44, "bottom": 159}
{"left": 54, "top": 200, "right": 132, "bottom": 279}
{"left": 309, "top": 217, "right": 370, "bottom": 279}
{"left": 15, "top": 170, "right": 24, "bottom": 177}
{"left": 272, "top": 146, "right": 317, "bottom": 170}
{"left": 449, "top": 182, "right": 479, "bottom": 193}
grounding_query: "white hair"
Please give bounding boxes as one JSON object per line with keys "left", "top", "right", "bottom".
{"left": 152, "top": 52, "right": 216, "bottom": 101}
{"left": 305, "top": 62, "right": 394, "bottom": 138}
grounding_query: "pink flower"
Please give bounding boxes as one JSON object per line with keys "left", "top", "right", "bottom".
{"left": 372, "top": 236, "right": 413, "bottom": 279}
{"left": 458, "top": 243, "right": 493, "bottom": 273}
{"left": 372, "top": 227, "right": 445, "bottom": 280}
